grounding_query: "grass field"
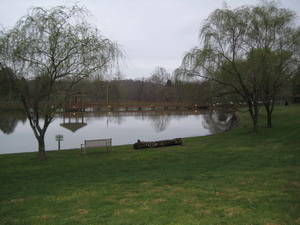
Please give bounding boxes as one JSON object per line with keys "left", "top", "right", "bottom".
{"left": 0, "top": 105, "right": 299, "bottom": 225}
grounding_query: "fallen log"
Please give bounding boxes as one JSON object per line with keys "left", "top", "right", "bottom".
{"left": 133, "top": 138, "right": 182, "bottom": 150}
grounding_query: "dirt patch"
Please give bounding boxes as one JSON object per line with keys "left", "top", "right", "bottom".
{"left": 197, "top": 209, "right": 211, "bottom": 215}
{"left": 114, "top": 209, "right": 135, "bottom": 215}
{"left": 291, "top": 181, "right": 300, "bottom": 187}
{"left": 233, "top": 195, "right": 243, "bottom": 200}
{"left": 10, "top": 198, "right": 25, "bottom": 203}
{"left": 126, "top": 193, "right": 138, "bottom": 197}
{"left": 152, "top": 198, "right": 166, "bottom": 203}
{"left": 77, "top": 209, "right": 88, "bottom": 215}
{"left": 224, "top": 187, "right": 239, "bottom": 192}
{"left": 143, "top": 198, "right": 167, "bottom": 205}
{"left": 215, "top": 191, "right": 229, "bottom": 197}
{"left": 295, "top": 218, "right": 300, "bottom": 224}
{"left": 119, "top": 199, "right": 129, "bottom": 204}
{"left": 35, "top": 214, "right": 57, "bottom": 219}
{"left": 106, "top": 196, "right": 117, "bottom": 202}
{"left": 237, "top": 177, "right": 257, "bottom": 185}
{"left": 225, "top": 207, "right": 244, "bottom": 217}
{"left": 265, "top": 224, "right": 281, "bottom": 225}
{"left": 193, "top": 203, "right": 205, "bottom": 208}
{"left": 171, "top": 187, "right": 186, "bottom": 192}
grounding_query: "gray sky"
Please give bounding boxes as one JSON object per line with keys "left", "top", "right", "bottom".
{"left": 0, "top": 0, "right": 299, "bottom": 79}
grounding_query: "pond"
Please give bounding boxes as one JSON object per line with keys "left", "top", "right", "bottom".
{"left": 0, "top": 109, "right": 234, "bottom": 154}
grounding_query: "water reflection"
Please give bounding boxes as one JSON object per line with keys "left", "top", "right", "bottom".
{"left": 0, "top": 110, "right": 232, "bottom": 135}
{"left": 202, "top": 110, "right": 233, "bottom": 133}
{"left": 134, "top": 111, "right": 190, "bottom": 133}
{"left": 0, "top": 109, "right": 233, "bottom": 154}
{"left": 62, "top": 111, "right": 190, "bottom": 133}
{"left": 60, "top": 112, "right": 87, "bottom": 133}
{"left": 150, "top": 114, "right": 171, "bottom": 132}
{"left": 106, "top": 112, "right": 126, "bottom": 127}
{"left": 0, "top": 111, "right": 27, "bottom": 134}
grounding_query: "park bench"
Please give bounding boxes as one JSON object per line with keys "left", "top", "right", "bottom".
{"left": 81, "top": 138, "right": 112, "bottom": 154}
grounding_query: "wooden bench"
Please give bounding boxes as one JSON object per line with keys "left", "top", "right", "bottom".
{"left": 81, "top": 138, "right": 112, "bottom": 154}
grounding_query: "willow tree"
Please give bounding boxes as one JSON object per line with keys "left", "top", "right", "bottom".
{"left": 0, "top": 5, "right": 122, "bottom": 160}
{"left": 176, "top": 1, "right": 300, "bottom": 132}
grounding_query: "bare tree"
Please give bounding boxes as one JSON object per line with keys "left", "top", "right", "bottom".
{"left": 0, "top": 4, "right": 122, "bottom": 160}
{"left": 149, "top": 66, "right": 170, "bottom": 86}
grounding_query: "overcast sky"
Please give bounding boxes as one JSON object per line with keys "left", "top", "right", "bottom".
{"left": 0, "top": 0, "right": 299, "bottom": 79}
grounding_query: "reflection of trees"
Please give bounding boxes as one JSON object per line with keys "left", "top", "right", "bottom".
{"left": 134, "top": 110, "right": 189, "bottom": 133}
{"left": 82, "top": 110, "right": 190, "bottom": 132}
{"left": 81, "top": 110, "right": 190, "bottom": 132}
{"left": 58, "top": 110, "right": 234, "bottom": 134}
{"left": 106, "top": 112, "right": 126, "bottom": 127}
{"left": 0, "top": 117, "right": 18, "bottom": 134}
{"left": 0, "top": 111, "right": 27, "bottom": 134}
{"left": 202, "top": 110, "right": 233, "bottom": 134}
{"left": 1, "top": 110, "right": 234, "bottom": 136}
{"left": 149, "top": 114, "right": 171, "bottom": 132}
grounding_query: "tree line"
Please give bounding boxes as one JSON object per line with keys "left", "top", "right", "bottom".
{"left": 0, "top": 66, "right": 214, "bottom": 104}
{"left": 72, "top": 68, "right": 214, "bottom": 104}
{"left": 1, "top": 65, "right": 299, "bottom": 105}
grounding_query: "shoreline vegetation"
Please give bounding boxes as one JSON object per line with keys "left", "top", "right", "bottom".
{"left": 0, "top": 105, "right": 299, "bottom": 224}
{"left": 0, "top": 100, "right": 235, "bottom": 112}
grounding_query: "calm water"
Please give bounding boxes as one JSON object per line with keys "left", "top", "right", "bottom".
{"left": 0, "top": 110, "right": 233, "bottom": 154}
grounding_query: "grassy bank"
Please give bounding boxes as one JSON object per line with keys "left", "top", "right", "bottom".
{"left": 0, "top": 105, "right": 299, "bottom": 225}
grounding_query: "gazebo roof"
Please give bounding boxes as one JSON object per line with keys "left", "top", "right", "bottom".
{"left": 60, "top": 123, "right": 87, "bottom": 133}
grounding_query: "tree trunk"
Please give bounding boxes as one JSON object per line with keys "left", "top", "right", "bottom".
{"left": 38, "top": 135, "right": 46, "bottom": 161}
{"left": 252, "top": 115, "right": 259, "bottom": 133}
{"left": 133, "top": 138, "right": 182, "bottom": 150}
{"left": 266, "top": 109, "right": 272, "bottom": 128}
{"left": 264, "top": 102, "right": 274, "bottom": 128}
{"left": 248, "top": 101, "right": 259, "bottom": 133}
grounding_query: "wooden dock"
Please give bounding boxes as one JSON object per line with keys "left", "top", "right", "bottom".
{"left": 64, "top": 102, "right": 210, "bottom": 112}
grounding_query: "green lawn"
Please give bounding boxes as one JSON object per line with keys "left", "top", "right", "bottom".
{"left": 0, "top": 105, "right": 299, "bottom": 225}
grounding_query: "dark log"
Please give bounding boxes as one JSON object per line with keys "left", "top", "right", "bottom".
{"left": 133, "top": 138, "right": 182, "bottom": 150}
